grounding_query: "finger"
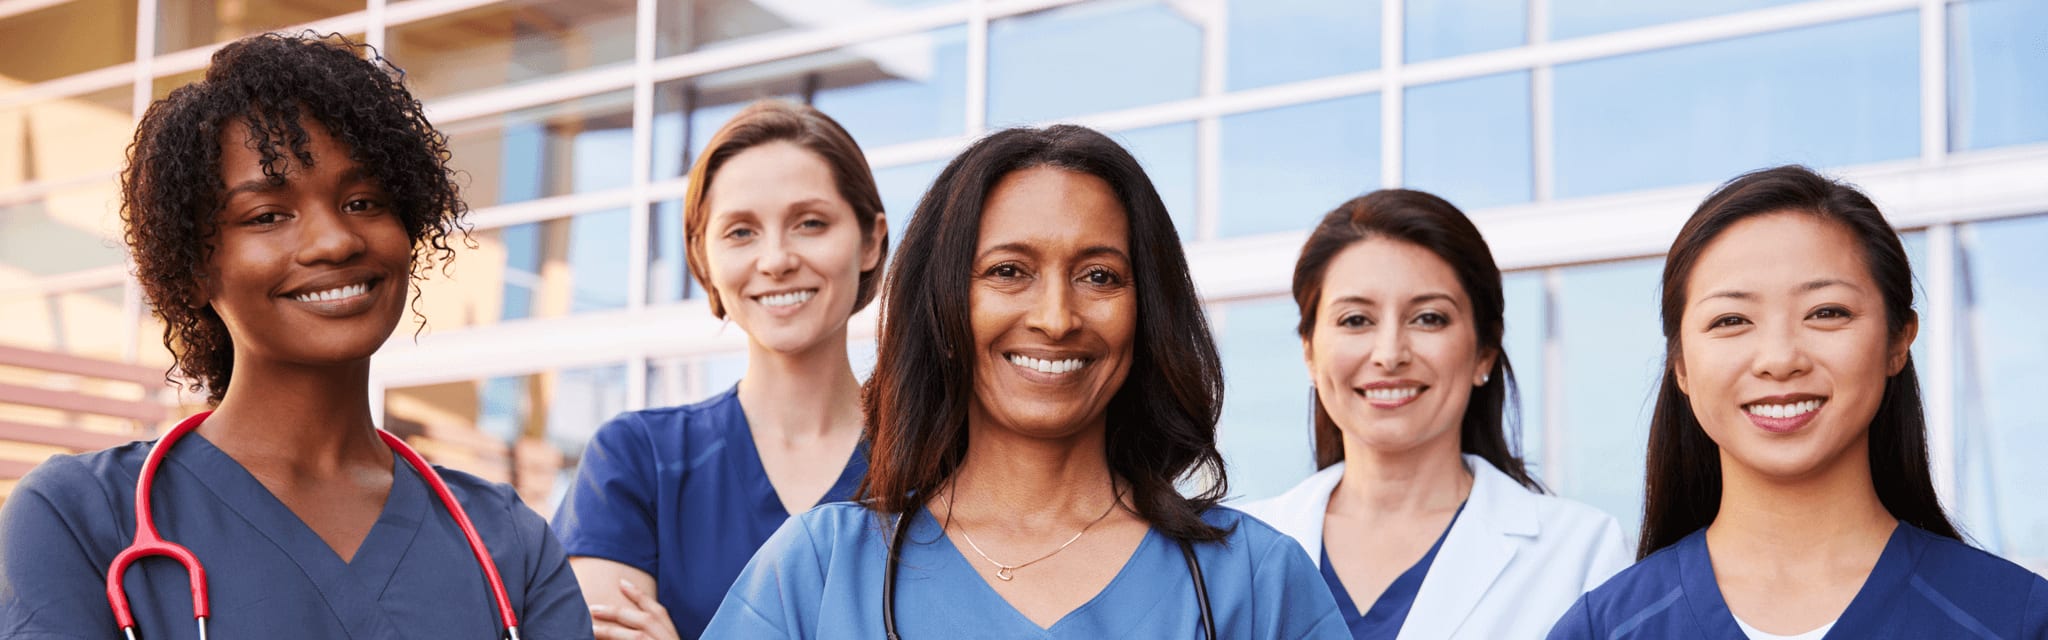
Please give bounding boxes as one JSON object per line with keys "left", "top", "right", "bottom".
{"left": 592, "top": 620, "right": 645, "bottom": 640}
{"left": 619, "top": 579, "right": 670, "bottom": 618}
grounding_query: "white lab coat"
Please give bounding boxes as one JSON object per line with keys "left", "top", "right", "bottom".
{"left": 1237, "top": 454, "right": 1630, "bottom": 640}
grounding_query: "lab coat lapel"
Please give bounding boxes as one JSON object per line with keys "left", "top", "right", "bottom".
{"left": 1395, "top": 456, "right": 1525, "bottom": 640}
{"left": 167, "top": 434, "right": 411, "bottom": 639}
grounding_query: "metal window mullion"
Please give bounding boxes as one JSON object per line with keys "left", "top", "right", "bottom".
{"left": 1380, "top": 0, "right": 1403, "bottom": 189}
{"left": 1925, "top": 223, "right": 1958, "bottom": 507}
{"left": 1530, "top": 0, "right": 1555, "bottom": 202}
{"left": 1197, "top": 0, "right": 1226, "bottom": 243}
{"left": 367, "top": 0, "right": 388, "bottom": 51}
{"left": 123, "top": 0, "right": 158, "bottom": 366}
{"left": 1921, "top": 0, "right": 1948, "bottom": 163}
{"left": 966, "top": 0, "right": 990, "bottom": 135}
{"left": 1541, "top": 268, "right": 1566, "bottom": 489}
{"left": 624, "top": 0, "right": 658, "bottom": 412}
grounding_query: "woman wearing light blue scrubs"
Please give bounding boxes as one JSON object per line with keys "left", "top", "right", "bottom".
{"left": 1548, "top": 166, "right": 2048, "bottom": 639}
{"left": 0, "top": 34, "right": 591, "bottom": 639}
{"left": 551, "top": 100, "right": 889, "bottom": 639}
{"left": 1239, "top": 190, "right": 1629, "bottom": 639}
{"left": 703, "top": 125, "right": 1345, "bottom": 638}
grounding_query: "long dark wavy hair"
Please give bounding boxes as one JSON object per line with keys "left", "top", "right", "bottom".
{"left": 858, "top": 125, "right": 1230, "bottom": 542}
{"left": 122, "top": 32, "right": 464, "bottom": 404}
{"left": 1638, "top": 165, "right": 1960, "bottom": 558}
{"left": 1292, "top": 190, "right": 1542, "bottom": 491}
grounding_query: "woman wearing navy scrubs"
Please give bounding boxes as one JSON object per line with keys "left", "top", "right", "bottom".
{"left": 1239, "top": 190, "right": 1629, "bottom": 639}
{"left": 702, "top": 125, "right": 1344, "bottom": 638}
{"left": 0, "top": 34, "right": 592, "bottom": 638}
{"left": 1548, "top": 166, "right": 2048, "bottom": 639}
{"left": 550, "top": 100, "right": 888, "bottom": 639}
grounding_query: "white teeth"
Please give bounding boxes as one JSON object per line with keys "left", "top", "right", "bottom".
{"left": 1745, "top": 399, "right": 1825, "bottom": 419}
{"left": 757, "top": 290, "right": 817, "bottom": 308}
{"left": 1006, "top": 354, "right": 1087, "bottom": 375}
{"left": 294, "top": 282, "right": 368, "bottom": 303}
{"left": 1362, "top": 386, "right": 1422, "bottom": 402}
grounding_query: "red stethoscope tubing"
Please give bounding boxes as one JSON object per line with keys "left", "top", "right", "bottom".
{"left": 105, "top": 411, "right": 523, "bottom": 639}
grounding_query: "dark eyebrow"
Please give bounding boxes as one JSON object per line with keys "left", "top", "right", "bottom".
{"left": 221, "top": 178, "right": 284, "bottom": 200}
{"left": 977, "top": 243, "right": 1130, "bottom": 263}
{"left": 1701, "top": 279, "right": 1858, "bottom": 303}
{"left": 1075, "top": 245, "right": 1130, "bottom": 263}
{"left": 1328, "top": 292, "right": 1459, "bottom": 308}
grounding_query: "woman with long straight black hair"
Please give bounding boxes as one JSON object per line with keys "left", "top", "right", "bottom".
{"left": 1548, "top": 166, "right": 2047, "bottom": 639}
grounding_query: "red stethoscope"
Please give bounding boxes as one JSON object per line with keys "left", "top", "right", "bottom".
{"left": 105, "top": 411, "right": 524, "bottom": 640}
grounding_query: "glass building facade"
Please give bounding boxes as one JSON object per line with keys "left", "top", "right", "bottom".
{"left": 3, "top": 0, "right": 2045, "bottom": 571}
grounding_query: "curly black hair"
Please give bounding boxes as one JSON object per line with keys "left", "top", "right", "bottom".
{"left": 122, "top": 32, "right": 466, "bottom": 405}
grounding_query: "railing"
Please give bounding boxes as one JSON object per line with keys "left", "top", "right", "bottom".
{"left": 0, "top": 345, "right": 171, "bottom": 484}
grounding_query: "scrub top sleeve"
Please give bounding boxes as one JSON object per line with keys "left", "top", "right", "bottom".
{"left": 1583, "top": 517, "right": 1631, "bottom": 592}
{"left": 510, "top": 494, "right": 596, "bottom": 640}
{"left": 702, "top": 514, "right": 832, "bottom": 639}
{"left": 552, "top": 412, "right": 661, "bottom": 574}
{"left": 0, "top": 457, "right": 119, "bottom": 639}
{"left": 2024, "top": 578, "right": 2048, "bottom": 640}
{"left": 1543, "top": 596, "right": 1598, "bottom": 640}
{"left": 1248, "top": 530, "right": 1348, "bottom": 639}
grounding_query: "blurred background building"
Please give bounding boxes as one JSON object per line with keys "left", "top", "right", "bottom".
{"left": 2, "top": 0, "right": 2043, "bottom": 571}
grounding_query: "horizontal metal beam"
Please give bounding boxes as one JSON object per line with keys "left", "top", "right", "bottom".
{"left": 0, "top": 419, "right": 139, "bottom": 451}
{"left": 0, "top": 345, "right": 164, "bottom": 386}
{"left": 0, "top": 383, "right": 166, "bottom": 423}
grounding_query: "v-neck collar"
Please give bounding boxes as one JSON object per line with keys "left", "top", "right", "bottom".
{"left": 1679, "top": 522, "right": 1916, "bottom": 640}
{"left": 164, "top": 431, "right": 426, "bottom": 635}
{"left": 910, "top": 506, "right": 1168, "bottom": 636}
{"left": 727, "top": 388, "right": 868, "bottom": 518}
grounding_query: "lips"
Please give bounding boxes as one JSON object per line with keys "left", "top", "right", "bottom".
{"left": 279, "top": 276, "right": 383, "bottom": 317}
{"left": 754, "top": 288, "right": 817, "bottom": 308}
{"left": 1355, "top": 380, "right": 1427, "bottom": 409}
{"left": 1741, "top": 394, "right": 1827, "bottom": 433}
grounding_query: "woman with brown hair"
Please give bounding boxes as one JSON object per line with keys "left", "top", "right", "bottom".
{"left": 703, "top": 124, "right": 1343, "bottom": 638}
{"left": 551, "top": 100, "right": 889, "bottom": 639}
{"left": 1241, "top": 189, "right": 1627, "bottom": 639}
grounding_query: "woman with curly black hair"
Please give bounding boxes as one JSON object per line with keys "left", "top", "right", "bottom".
{"left": 0, "top": 33, "right": 593, "bottom": 639}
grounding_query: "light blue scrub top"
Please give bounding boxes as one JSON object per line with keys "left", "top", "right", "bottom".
{"left": 0, "top": 432, "right": 594, "bottom": 640}
{"left": 1547, "top": 522, "right": 2048, "bottom": 639}
{"left": 704, "top": 502, "right": 1349, "bottom": 639}
{"left": 551, "top": 385, "right": 867, "bottom": 638}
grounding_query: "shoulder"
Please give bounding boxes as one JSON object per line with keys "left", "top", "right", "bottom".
{"left": 1570, "top": 533, "right": 1688, "bottom": 622}
{"left": 1232, "top": 465, "right": 1338, "bottom": 533}
{"left": 7, "top": 443, "right": 151, "bottom": 520}
{"left": 1198, "top": 505, "right": 1301, "bottom": 560}
{"left": 786, "top": 502, "right": 890, "bottom": 544}
{"left": 1902, "top": 525, "right": 2048, "bottom": 610}
{"left": 599, "top": 386, "right": 745, "bottom": 442}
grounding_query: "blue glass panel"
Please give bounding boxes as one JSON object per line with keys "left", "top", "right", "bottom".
{"left": 1220, "top": 94, "right": 1381, "bottom": 238}
{"left": 1949, "top": 0, "right": 2048, "bottom": 150}
{"left": 1554, "top": 258, "right": 1663, "bottom": 543}
{"left": 1112, "top": 122, "right": 1198, "bottom": 239}
{"left": 1406, "top": 0, "right": 1524, "bottom": 62}
{"left": 648, "top": 200, "right": 698, "bottom": 306}
{"left": 987, "top": 0, "right": 1201, "bottom": 126}
{"left": 1226, "top": 0, "right": 1380, "bottom": 91}
{"left": 1501, "top": 271, "right": 1547, "bottom": 477}
{"left": 1215, "top": 298, "right": 1315, "bottom": 501}
{"left": 567, "top": 208, "right": 631, "bottom": 313}
{"left": 500, "top": 223, "right": 540, "bottom": 321}
{"left": 1404, "top": 71, "right": 1532, "bottom": 209}
{"left": 1554, "top": 12, "right": 1919, "bottom": 199}
{"left": 873, "top": 160, "right": 945, "bottom": 250}
{"left": 1552, "top": 0, "right": 1803, "bottom": 40}
{"left": 1954, "top": 215, "right": 2048, "bottom": 561}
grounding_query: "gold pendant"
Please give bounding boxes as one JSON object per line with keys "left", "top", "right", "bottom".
{"left": 996, "top": 567, "right": 1015, "bottom": 581}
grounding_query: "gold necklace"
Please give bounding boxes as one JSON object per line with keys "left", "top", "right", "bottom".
{"left": 942, "top": 482, "right": 1121, "bottom": 581}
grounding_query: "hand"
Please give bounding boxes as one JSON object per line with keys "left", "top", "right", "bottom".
{"left": 590, "top": 579, "right": 681, "bottom": 640}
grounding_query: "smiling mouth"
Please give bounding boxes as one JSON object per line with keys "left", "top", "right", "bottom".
{"left": 755, "top": 289, "right": 817, "bottom": 308}
{"left": 1744, "top": 398, "right": 1826, "bottom": 419}
{"left": 289, "top": 280, "right": 373, "bottom": 303}
{"left": 1006, "top": 353, "right": 1092, "bottom": 376}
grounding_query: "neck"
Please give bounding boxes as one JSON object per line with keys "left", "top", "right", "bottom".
{"left": 735, "top": 330, "right": 863, "bottom": 442}
{"left": 1706, "top": 436, "right": 1897, "bottom": 563}
{"left": 200, "top": 355, "right": 387, "bottom": 476}
{"left": 949, "top": 415, "right": 1118, "bottom": 524}
{"left": 1329, "top": 428, "right": 1472, "bottom": 517}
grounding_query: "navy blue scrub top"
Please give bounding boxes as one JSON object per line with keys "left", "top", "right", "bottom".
{"left": 551, "top": 384, "right": 867, "bottom": 639}
{"left": 0, "top": 431, "right": 593, "bottom": 640}
{"left": 1320, "top": 502, "right": 1464, "bottom": 639}
{"left": 1548, "top": 522, "right": 2048, "bottom": 639}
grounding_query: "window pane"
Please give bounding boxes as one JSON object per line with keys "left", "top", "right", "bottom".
{"left": 1112, "top": 122, "right": 1197, "bottom": 239}
{"left": 382, "top": 363, "right": 628, "bottom": 516}
{"left": 1554, "top": 258, "right": 1663, "bottom": 543}
{"left": 1404, "top": 71, "right": 1532, "bottom": 210}
{"left": 1948, "top": 0, "right": 2048, "bottom": 151}
{"left": 1554, "top": 12, "right": 1919, "bottom": 199}
{"left": 443, "top": 90, "right": 633, "bottom": 209}
{"left": 647, "top": 352, "right": 747, "bottom": 407}
{"left": 0, "top": 0, "right": 137, "bottom": 84}
{"left": 987, "top": 0, "right": 1202, "bottom": 126}
{"left": 1552, "top": 0, "right": 1802, "bottom": 40}
{"left": 1215, "top": 298, "right": 1314, "bottom": 501}
{"left": 1219, "top": 94, "right": 1380, "bottom": 238}
{"left": 1954, "top": 214, "right": 2048, "bottom": 561}
{"left": 384, "top": 0, "right": 636, "bottom": 101}
{"left": 873, "top": 159, "right": 943, "bottom": 249}
{"left": 1406, "top": 0, "right": 1523, "bottom": 63}
{"left": 415, "top": 208, "right": 630, "bottom": 329}
{"left": 648, "top": 199, "right": 698, "bottom": 306}
{"left": 1501, "top": 270, "right": 1546, "bottom": 477}
{"left": 0, "top": 285, "right": 129, "bottom": 361}
{"left": 0, "top": 86, "right": 130, "bottom": 189}
{"left": 656, "top": 0, "right": 959, "bottom": 58}
{"left": 0, "top": 180, "right": 127, "bottom": 279}
{"left": 1225, "top": 0, "right": 1380, "bottom": 92}
{"left": 155, "top": 0, "right": 362, "bottom": 54}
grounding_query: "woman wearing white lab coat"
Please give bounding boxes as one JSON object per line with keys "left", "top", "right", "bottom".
{"left": 1239, "top": 190, "right": 1629, "bottom": 639}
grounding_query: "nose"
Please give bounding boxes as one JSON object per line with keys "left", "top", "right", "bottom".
{"left": 1367, "top": 323, "right": 1410, "bottom": 372}
{"left": 295, "top": 205, "right": 367, "bottom": 266}
{"left": 1749, "top": 322, "right": 1812, "bottom": 380}
{"left": 757, "top": 232, "right": 800, "bottom": 278}
{"left": 1024, "top": 277, "right": 1079, "bottom": 341}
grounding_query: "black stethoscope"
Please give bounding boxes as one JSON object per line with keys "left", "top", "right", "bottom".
{"left": 881, "top": 503, "right": 1216, "bottom": 639}
{"left": 105, "top": 411, "right": 524, "bottom": 640}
